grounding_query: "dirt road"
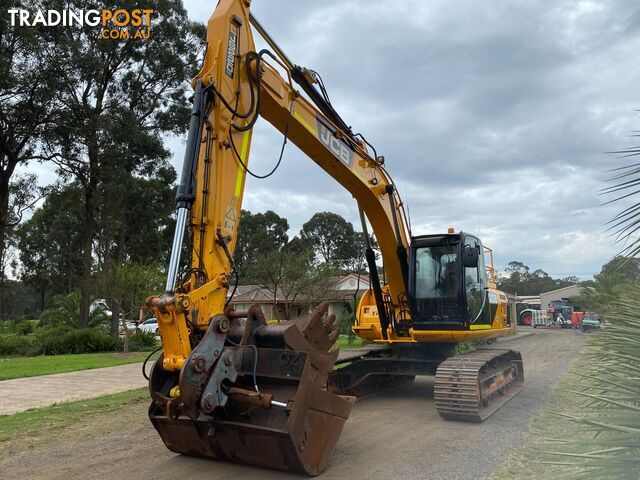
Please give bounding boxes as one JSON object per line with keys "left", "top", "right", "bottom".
{"left": 0, "top": 328, "right": 586, "bottom": 480}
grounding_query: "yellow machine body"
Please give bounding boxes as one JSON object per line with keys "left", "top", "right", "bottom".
{"left": 144, "top": 0, "right": 524, "bottom": 475}
{"left": 354, "top": 245, "right": 512, "bottom": 344}
{"left": 355, "top": 287, "right": 512, "bottom": 343}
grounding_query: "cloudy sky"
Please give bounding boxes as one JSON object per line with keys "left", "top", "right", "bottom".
{"left": 23, "top": 0, "right": 640, "bottom": 279}
{"left": 191, "top": 0, "right": 640, "bottom": 279}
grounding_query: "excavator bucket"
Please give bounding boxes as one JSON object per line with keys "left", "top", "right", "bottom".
{"left": 148, "top": 302, "right": 354, "bottom": 476}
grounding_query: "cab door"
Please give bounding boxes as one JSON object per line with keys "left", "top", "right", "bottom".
{"left": 461, "top": 235, "right": 492, "bottom": 328}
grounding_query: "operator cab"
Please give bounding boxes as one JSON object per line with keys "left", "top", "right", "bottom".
{"left": 407, "top": 232, "right": 492, "bottom": 331}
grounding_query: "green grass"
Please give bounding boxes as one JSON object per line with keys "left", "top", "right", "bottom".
{"left": 454, "top": 341, "right": 476, "bottom": 354}
{"left": 0, "top": 352, "right": 152, "bottom": 380}
{"left": 0, "top": 338, "right": 358, "bottom": 382}
{"left": 335, "top": 335, "right": 364, "bottom": 350}
{"left": 0, "top": 388, "right": 148, "bottom": 447}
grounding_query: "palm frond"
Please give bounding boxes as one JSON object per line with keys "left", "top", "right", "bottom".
{"left": 604, "top": 146, "right": 640, "bottom": 257}
{"left": 523, "top": 284, "right": 640, "bottom": 479}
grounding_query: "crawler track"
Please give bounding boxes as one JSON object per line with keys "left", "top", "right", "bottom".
{"left": 434, "top": 349, "right": 524, "bottom": 422}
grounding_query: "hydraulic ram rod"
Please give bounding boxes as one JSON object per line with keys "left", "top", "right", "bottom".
{"left": 165, "top": 79, "right": 207, "bottom": 292}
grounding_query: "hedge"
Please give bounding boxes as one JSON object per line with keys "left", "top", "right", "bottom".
{"left": 0, "top": 327, "right": 161, "bottom": 356}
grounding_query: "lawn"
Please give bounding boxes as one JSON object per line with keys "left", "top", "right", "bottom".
{"left": 0, "top": 352, "right": 153, "bottom": 381}
{"left": 335, "top": 335, "right": 364, "bottom": 350}
{"left": 0, "top": 337, "right": 362, "bottom": 382}
{"left": 0, "top": 387, "right": 149, "bottom": 457}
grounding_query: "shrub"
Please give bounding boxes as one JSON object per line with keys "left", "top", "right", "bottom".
{"left": 39, "top": 291, "right": 110, "bottom": 329}
{"left": 38, "top": 335, "right": 66, "bottom": 355}
{"left": 336, "top": 311, "right": 357, "bottom": 343}
{"left": 12, "top": 319, "right": 34, "bottom": 336}
{"left": 128, "top": 330, "right": 158, "bottom": 351}
{"left": 0, "top": 335, "right": 39, "bottom": 356}
{"left": 35, "top": 326, "right": 72, "bottom": 344}
{"left": 0, "top": 320, "right": 35, "bottom": 336}
{"left": 40, "top": 328, "right": 121, "bottom": 355}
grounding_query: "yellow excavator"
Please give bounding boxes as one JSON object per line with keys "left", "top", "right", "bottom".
{"left": 145, "top": 0, "right": 524, "bottom": 475}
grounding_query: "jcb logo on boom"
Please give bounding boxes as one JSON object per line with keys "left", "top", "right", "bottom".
{"left": 316, "top": 118, "right": 354, "bottom": 167}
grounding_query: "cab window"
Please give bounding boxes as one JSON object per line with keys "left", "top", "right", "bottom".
{"left": 463, "top": 239, "right": 484, "bottom": 321}
{"left": 415, "top": 245, "right": 458, "bottom": 299}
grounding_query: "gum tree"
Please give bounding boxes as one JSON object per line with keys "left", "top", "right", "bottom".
{"left": 41, "top": 0, "right": 204, "bottom": 327}
{"left": 0, "top": 0, "right": 59, "bottom": 280}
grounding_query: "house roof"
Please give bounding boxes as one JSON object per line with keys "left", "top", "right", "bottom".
{"left": 540, "top": 284, "right": 582, "bottom": 296}
{"left": 227, "top": 274, "right": 371, "bottom": 305}
{"left": 228, "top": 285, "right": 282, "bottom": 303}
{"left": 327, "top": 273, "right": 370, "bottom": 291}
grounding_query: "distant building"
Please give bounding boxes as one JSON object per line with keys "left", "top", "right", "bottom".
{"left": 226, "top": 273, "right": 371, "bottom": 321}
{"left": 515, "top": 295, "right": 541, "bottom": 307}
{"left": 540, "top": 284, "right": 583, "bottom": 310}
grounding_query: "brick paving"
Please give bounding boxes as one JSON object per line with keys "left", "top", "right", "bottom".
{"left": 0, "top": 362, "right": 147, "bottom": 415}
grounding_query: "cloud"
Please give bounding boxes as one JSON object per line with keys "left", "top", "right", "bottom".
{"left": 149, "top": 1, "right": 640, "bottom": 278}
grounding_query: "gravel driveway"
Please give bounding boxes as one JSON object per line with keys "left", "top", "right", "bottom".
{"left": 0, "top": 327, "right": 586, "bottom": 480}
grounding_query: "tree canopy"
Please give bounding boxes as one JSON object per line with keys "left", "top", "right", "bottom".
{"left": 300, "top": 211, "right": 362, "bottom": 273}
{"left": 234, "top": 210, "right": 289, "bottom": 280}
{"left": 497, "top": 261, "right": 578, "bottom": 295}
{"left": 15, "top": 183, "right": 85, "bottom": 305}
{"left": 230, "top": 210, "right": 365, "bottom": 319}
{"left": 36, "top": 0, "right": 203, "bottom": 327}
{"left": 0, "top": 0, "right": 60, "bottom": 279}
{"left": 0, "top": 1, "right": 204, "bottom": 326}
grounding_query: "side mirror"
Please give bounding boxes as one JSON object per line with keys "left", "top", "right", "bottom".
{"left": 462, "top": 245, "right": 479, "bottom": 268}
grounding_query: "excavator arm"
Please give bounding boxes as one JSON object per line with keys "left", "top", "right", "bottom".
{"left": 148, "top": 0, "right": 411, "bottom": 372}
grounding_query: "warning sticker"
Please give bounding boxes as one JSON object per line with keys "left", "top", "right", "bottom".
{"left": 223, "top": 206, "right": 237, "bottom": 233}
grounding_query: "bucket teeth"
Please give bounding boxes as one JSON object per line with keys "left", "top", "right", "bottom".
{"left": 328, "top": 327, "right": 339, "bottom": 343}
{"left": 290, "top": 301, "right": 337, "bottom": 352}
{"left": 307, "top": 301, "right": 330, "bottom": 329}
{"left": 323, "top": 313, "right": 336, "bottom": 329}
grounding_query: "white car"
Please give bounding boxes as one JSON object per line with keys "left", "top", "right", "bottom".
{"left": 90, "top": 298, "right": 113, "bottom": 317}
{"left": 118, "top": 320, "right": 138, "bottom": 334}
{"left": 138, "top": 318, "right": 159, "bottom": 335}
